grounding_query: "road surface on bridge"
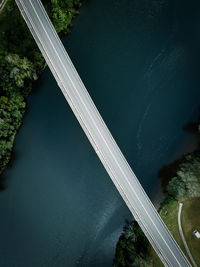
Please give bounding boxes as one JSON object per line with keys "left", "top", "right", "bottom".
{"left": 15, "top": 0, "right": 191, "bottom": 266}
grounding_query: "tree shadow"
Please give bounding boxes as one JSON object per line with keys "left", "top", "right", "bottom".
{"left": 183, "top": 115, "right": 200, "bottom": 147}
{"left": 0, "top": 150, "right": 19, "bottom": 192}
{"left": 183, "top": 122, "right": 199, "bottom": 133}
{"left": 0, "top": 176, "right": 6, "bottom": 191}
{"left": 158, "top": 156, "right": 185, "bottom": 194}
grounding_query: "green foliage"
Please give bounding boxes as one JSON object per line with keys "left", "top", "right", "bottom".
{"left": 167, "top": 152, "right": 200, "bottom": 199}
{"left": 113, "top": 220, "right": 151, "bottom": 267}
{"left": 0, "top": 94, "right": 26, "bottom": 174}
{"left": 0, "top": 53, "right": 37, "bottom": 92}
{"left": 167, "top": 177, "right": 186, "bottom": 199}
{"left": 0, "top": 0, "right": 81, "bottom": 188}
{"left": 43, "top": 0, "right": 81, "bottom": 33}
{"left": 114, "top": 151, "right": 200, "bottom": 265}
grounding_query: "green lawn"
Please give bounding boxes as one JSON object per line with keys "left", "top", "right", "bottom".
{"left": 182, "top": 197, "right": 200, "bottom": 266}
{"left": 149, "top": 199, "right": 185, "bottom": 266}
{"left": 149, "top": 198, "right": 200, "bottom": 266}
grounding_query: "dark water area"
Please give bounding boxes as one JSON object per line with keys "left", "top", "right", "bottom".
{"left": 1, "top": 0, "right": 200, "bottom": 266}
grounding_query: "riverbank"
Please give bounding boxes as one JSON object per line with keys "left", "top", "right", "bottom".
{"left": 150, "top": 197, "right": 200, "bottom": 266}
{"left": 2, "top": 0, "right": 200, "bottom": 265}
{"left": 0, "top": 0, "right": 81, "bottom": 190}
{"left": 113, "top": 150, "right": 200, "bottom": 266}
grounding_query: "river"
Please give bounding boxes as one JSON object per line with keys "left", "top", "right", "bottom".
{"left": 1, "top": 0, "right": 200, "bottom": 266}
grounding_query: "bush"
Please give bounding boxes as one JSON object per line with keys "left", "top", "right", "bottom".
{"left": 167, "top": 152, "right": 200, "bottom": 199}
{"left": 113, "top": 220, "right": 151, "bottom": 267}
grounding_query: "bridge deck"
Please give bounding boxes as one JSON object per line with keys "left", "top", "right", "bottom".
{"left": 15, "top": 1, "right": 191, "bottom": 266}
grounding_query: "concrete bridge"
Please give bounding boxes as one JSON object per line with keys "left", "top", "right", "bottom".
{"left": 15, "top": 0, "right": 191, "bottom": 266}
{"left": 0, "top": 0, "right": 7, "bottom": 12}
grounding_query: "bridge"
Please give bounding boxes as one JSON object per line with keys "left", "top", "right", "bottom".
{"left": 0, "top": 0, "right": 7, "bottom": 12}
{"left": 15, "top": 1, "right": 191, "bottom": 266}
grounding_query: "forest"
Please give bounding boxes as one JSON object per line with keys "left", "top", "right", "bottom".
{"left": 0, "top": 0, "right": 81, "bottom": 189}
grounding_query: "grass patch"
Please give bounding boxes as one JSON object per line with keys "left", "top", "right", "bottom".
{"left": 159, "top": 199, "right": 182, "bottom": 245}
{"left": 148, "top": 246, "right": 163, "bottom": 266}
{"left": 149, "top": 198, "right": 196, "bottom": 266}
{"left": 182, "top": 197, "right": 200, "bottom": 266}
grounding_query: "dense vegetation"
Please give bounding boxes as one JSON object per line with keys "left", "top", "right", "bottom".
{"left": 113, "top": 150, "right": 200, "bottom": 266}
{"left": 167, "top": 152, "right": 200, "bottom": 199}
{"left": 113, "top": 221, "right": 151, "bottom": 267}
{"left": 0, "top": 0, "right": 81, "bottom": 189}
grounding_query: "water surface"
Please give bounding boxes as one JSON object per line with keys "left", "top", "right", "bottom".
{"left": 1, "top": 0, "right": 200, "bottom": 266}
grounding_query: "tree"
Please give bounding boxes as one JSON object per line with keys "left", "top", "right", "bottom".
{"left": 167, "top": 153, "right": 200, "bottom": 199}
{"left": 113, "top": 221, "right": 151, "bottom": 267}
{"left": 5, "top": 54, "right": 37, "bottom": 87}
{"left": 167, "top": 177, "right": 186, "bottom": 199}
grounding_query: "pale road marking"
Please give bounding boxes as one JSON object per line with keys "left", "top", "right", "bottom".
{"left": 178, "top": 202, "right": 198, "bottom": 267}
{"left": 15, "top": 0, "right": 191, "bottom": 265}
{"left": 19, "top": 0, "right": 188, "bottom": 265}
{"left": 0, "top": 0, "right": 7, "bottom": 12}
{"left": 26, "top": 1, "right": 180, "bottom": 263}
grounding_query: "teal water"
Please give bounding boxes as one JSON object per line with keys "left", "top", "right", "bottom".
{"left": 1, "top": 0, "right": 200, "bottom": 266}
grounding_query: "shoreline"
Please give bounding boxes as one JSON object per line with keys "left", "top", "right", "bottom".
{"left": 0, "top": 0, "right": 81, "bottom": 189}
